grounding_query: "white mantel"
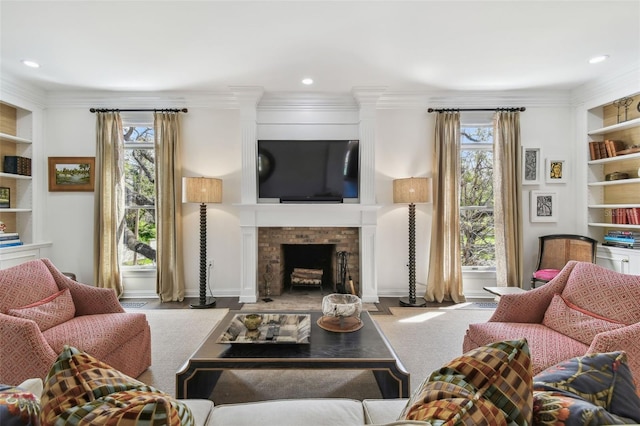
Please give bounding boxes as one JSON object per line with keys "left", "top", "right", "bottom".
{"left": 236, "top": 88, "right": 384, "bottom": 303}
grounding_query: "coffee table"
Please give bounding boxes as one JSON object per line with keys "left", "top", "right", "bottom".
{"left": 176, "top": 310, "right": 409, "bottom": 399}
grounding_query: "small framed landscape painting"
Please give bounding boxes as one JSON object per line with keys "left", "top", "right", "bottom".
{"left": 522, "top": 147, "right": 541, "bottom": 185}
{"left": 530, "top": 190, "right": 558, "bottom": 222}
{"left": 545, "top": 158, "right": 567, "bottom": 184}
{"left": 48, "top": 157, "right": 96, "bottom": 192}
{"left": 0, "top": 187, "right": 9, "bottom": 208}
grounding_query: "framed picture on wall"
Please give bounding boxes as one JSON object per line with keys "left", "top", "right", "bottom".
{"left": 48, "top": 157, "right": 96, "bottom": 192}
{"left": 545, "top": 158, "right": 567, "bottom": 183}
{"left": 522, "top": 147, "right": 541, "bottom": 185}
{"left": 530, "top": 190, "right": 558, "bottom": 222}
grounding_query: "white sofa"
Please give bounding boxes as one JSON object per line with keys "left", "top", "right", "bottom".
{"left": 184, "top": 397, "right": 424, "bottom": 426}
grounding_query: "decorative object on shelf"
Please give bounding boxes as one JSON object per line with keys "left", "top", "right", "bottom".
{"left": 613, "top": 96, "right": 634, "bottom": 123}
{"left": 605, "top": 172, "right": 629, "bottom": 181}
{"left": 0, "top": 187, "right": 9, "bottom": 208}
{"left": 182, "top": 177, "right": 223, "bottom": 309}
{"left": 317, "top": 293, "right": 363, "bottom": 332}
{"left": 48, "top": 157, "right": 95, "bottom": 192}
{"left": 545, "top": 158, "right": 567, "bottom": 184}
{"left": 530, "top": 191, "right": 558, "bottom": 223}
{"left": 522, "top": 147, "right": 541, "bottom": 185}
{"left": 393, "top": 177, "right": 431, "bottom": 307}
{"left": 0, "top": 221, "right": 5, "bottom": 233}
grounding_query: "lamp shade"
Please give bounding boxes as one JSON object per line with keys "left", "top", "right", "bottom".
{"left": 182, "top": 177, "right": 223, "bottom": 204}
{"left": 393, "top": 177, "right": 430, "bottom": 204}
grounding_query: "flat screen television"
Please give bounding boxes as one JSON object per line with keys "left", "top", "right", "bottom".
{"left": 257, "top": 140, "right": 359, "bottom": 202}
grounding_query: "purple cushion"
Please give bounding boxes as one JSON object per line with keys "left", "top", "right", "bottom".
{"left": 533, "top": 268, "right": 560, "bottom": 281}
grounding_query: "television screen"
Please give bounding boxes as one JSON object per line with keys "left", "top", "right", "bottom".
{"left": 257, "top": 140, "right": 359, "bottom": 202}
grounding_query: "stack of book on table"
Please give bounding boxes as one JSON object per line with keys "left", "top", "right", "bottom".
{"left": 0, "top": 233, "right": 23, "bottom": 248}
{"left": 603, "top": 230, "right": 640, "bottom": 250}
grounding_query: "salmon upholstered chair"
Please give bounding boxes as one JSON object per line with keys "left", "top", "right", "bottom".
{"left": 464, "top": 261, "right": 640, "bottom": 391}
{"left": 0, "top": 258, "right": 151, "bottom": 386}
{"left": 530, "top": 234, "right": 597, "bottom": 288}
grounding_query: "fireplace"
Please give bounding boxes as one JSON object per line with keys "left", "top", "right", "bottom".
{"left": 258, "top": 227, "right": 359, "bottom": 297}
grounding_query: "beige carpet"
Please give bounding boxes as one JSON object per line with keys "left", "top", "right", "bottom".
{"left": 134, "top": 305, "right": 494, "bottom": 403}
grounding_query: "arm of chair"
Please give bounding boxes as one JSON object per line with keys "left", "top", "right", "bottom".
{"left": 0, "top": 313, "right": 57, "bottom": 385}
{"left": 588, "top": 323, "right": 640, "bottom": 388}
{"left": 488, "top": 261, "right": 579, "bottom": 323}
{"left": 40, "top": 258, "right": 124, "bottom": 316}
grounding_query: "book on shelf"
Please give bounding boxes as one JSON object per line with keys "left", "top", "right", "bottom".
{"left": 604, "top": 140, "right": 627, "bottom": 157}
{"left": 0, "top": 232, "right": 20, "bottom": 241}
{"left": 588, "top": 140, "right": 629, "bottom": 160}
{"left": 607, "top": 230, "right": 640, "bottom": 237}
{"left": 603, "top": 241, "right": 640, "bottom": 249}
{"left": 0, "top": 240, "right": 23, "bottom": 247}
{"left": 2, "top": 155, "right": 31, "bottom": 176}
{"left": 604, "top": 235, "right": 636, "bottom": 243}
{"left": 610, "top": 208, "right": 640, "bottom": 225}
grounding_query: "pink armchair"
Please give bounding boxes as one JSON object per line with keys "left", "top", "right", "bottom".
{"left": 0, "top": 259, "right": 151, "bottom": 386}
{"left": 464, "top": 261, "right": 640, "bottom": 389}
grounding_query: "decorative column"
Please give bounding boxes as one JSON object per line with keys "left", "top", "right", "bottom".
{"left": 232, "top": 86, "right": 264, "bottom": 303}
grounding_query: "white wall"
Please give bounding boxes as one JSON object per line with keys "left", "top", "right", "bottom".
{"left": 15, "top": 88, "right": 592, "bottom": 300}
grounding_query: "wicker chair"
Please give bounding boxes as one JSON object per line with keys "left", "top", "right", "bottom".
{"left": 531, "top": 234, "right": 597, "bottom": 288}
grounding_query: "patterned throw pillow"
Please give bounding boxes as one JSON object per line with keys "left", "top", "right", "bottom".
{"left": 533, "top": 351, "right": 640, "bottom": 424}
{"left": 542, "top": 293, "right": 625, "bottom": 345}
{"left": 40, "top": 346, "right": 194, "bottom": 426}
{"left": 7, "top": 288, "right": 75, "bottom": 331}
{"left": 0, "top": 384, "right": 40, "bottom": 426}
{"left": 398, "top": 339, "right": 533, "bottom": 425}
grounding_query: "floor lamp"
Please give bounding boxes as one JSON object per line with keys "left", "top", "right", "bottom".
{"left": 183, "top": 177, "right": 223, "bottom": 309}
{"left": 393, "top": 177, "right": 431, "bottom": 307}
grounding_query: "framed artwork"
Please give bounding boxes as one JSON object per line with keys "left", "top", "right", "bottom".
{"left": 48, "top": 157, "right": 96, "bottom": 192}
{"left": 522, "top": 147, "right": 541, "bottom": 185}
{"left": 0, "top": 187, "right": 9, "bottom": 208}
{"left": 545, "top": 158, "right": 567, "bottom": 183}
{"left": 530, "top": 190, "right": 558, "bottom": 222}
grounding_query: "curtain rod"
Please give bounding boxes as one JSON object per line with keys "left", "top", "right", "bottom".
{"left": 427, "top": 107, "right": 525, "bottom": 113}
{"left": 89, "top": 108, "right": 188, "bottom": 113}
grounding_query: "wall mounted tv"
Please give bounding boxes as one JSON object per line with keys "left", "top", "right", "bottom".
{"left": 257, "top": 140, "right": 359, "bottom": 203}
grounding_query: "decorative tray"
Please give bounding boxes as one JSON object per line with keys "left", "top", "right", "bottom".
{"left": 217, "top": 313, "right": 311, "bottom": 344}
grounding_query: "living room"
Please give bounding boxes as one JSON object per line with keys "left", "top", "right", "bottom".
{"left": 2, "top": 1, "right": 638, "bottom": 304}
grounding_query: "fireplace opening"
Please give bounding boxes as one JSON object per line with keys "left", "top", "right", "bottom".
{"left": 283, "top": 244, "right": 335, "bottom": 292}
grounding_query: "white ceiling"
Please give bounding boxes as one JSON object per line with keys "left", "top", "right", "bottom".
{"left": 1, "top": 0, "right": 639, "bottom": 94}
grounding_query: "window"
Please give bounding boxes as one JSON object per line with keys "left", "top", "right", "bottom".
{"left": 121, "top": 125, "right": 157, "bottom": 268}
{"left": 460, "top": 124, "right": 495, "bottom": 268}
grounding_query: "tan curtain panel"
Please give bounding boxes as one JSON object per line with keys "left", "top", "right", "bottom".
{"left": 493, "top": 111, "right": 524, "bottom": 287}
{"left": 94, "top": 112, "right": 125, "bottom": 297}
{"left": 426, "top": 111, "right": 465, "bottom": 303}
{"left": 154, "top": 112, "right": 186, "bottom": 302}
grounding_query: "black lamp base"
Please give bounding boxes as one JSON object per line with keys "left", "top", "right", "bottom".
{"left": 399, "top": 296, "right": 427, "bottom": 307}
{"left": 190, "top": 297, "right": 217, "bottom": 309}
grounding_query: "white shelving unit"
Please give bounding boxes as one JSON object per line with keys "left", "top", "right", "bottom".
{"left": 586, "top": 94, "right": 640, "bottom": 274}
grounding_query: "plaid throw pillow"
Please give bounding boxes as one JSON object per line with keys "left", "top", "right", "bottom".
{"left": 398, "top": 339, "right": 533, "bottom": 425}
{"left": 40, "top": 345, "right": 194, "bottom": 426}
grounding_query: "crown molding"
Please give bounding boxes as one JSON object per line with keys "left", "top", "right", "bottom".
{"left": 571, "top": 61, "right": 640, "bottom": 109}
{"left": 44, "top": 90, "right": 240, "bottom": 109}
{"left": 0, "top": 75, "right": 47, "bottom": 109}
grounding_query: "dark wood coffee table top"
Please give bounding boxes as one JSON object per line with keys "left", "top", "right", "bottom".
{"left": 176, "top": 310, "right": 409, "bottom": 399}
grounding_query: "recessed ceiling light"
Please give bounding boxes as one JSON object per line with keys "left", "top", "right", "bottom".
{"left": 21, "top": 59, "right": 40, "bottom": 68}
{"left": 302, "top": 78, "right": 313, "bottom": 85}
{"left": 588, "top": 55, "right": 609, "bottom": 64}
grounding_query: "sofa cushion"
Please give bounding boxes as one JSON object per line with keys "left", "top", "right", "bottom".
{"left": 562, "top": 261, "right": 640, "bottom": 325}
{"left": 0, "top": 383, "right": 41, "bottom": 426}
{"left": 43, "top": 312, "right": 148, "bottom": 356}
{"left": 7, "top": 288, "right": 75, "bottom": 331}
{"left": 210, "top": 399, "right": 365, "bottom": 426}
{"left": 397, "top": 339, "right": 533, "bottom": 425}
{"left": 542, "top": 293, "right": 625, "bottom": 345}
{"left": 40, "top": 345, "right": 194, "bottom": 426}
{"left": 0, "top": 260, "right": 59, "bottom": 312}
{"left": 465, "top": 322, "right": 588, "bottom": 374}
{"left": 533, "top": 351, "right": 640, "bottom": 424}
